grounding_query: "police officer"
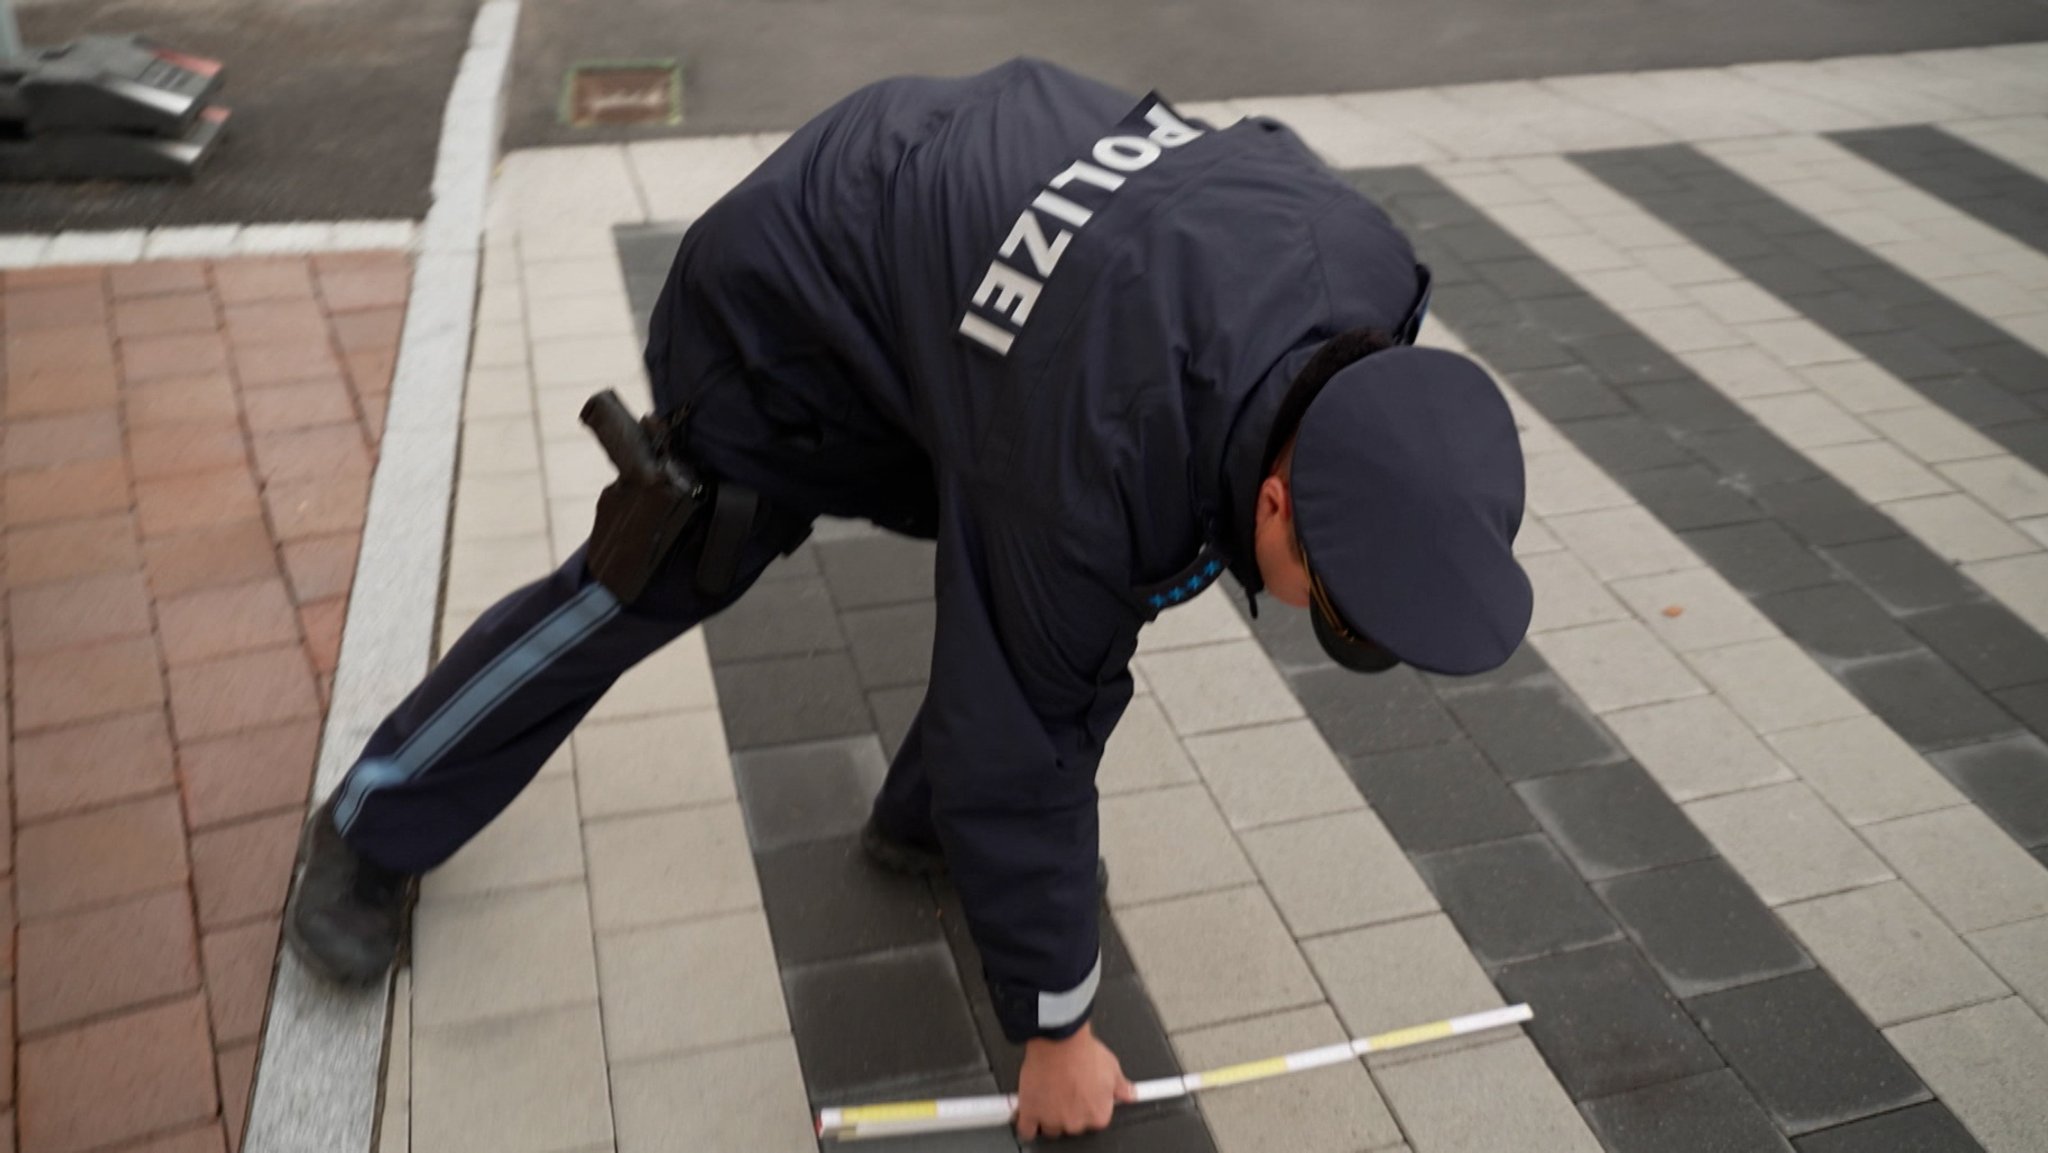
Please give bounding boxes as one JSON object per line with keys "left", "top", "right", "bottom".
{"left": 286, "top": 58, "right": 1531, "bottom": 1140}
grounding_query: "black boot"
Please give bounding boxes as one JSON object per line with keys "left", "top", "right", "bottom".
{"left": 861, "top": 816, "right": 1109, "bottom": 893}
{"left": 284, "top": 798, "right": 414, "bottom": 985}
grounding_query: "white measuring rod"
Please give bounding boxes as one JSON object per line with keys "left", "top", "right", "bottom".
{"left": 817, "top": 1003, "right": 1535, "bottom": 1141}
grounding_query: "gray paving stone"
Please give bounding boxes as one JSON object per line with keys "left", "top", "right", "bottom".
{"left": 1179, "top": 720, "right": 1364, "bottom": 829}
{"left": 1688, "top": 969, "right": 1930, "bottom": 1135}
{"left": 1516, "top": 760, "right": 1716, "bottom": 880}
{"left": 1598, "top": 858, "right": 1813, "bottom": 998}
{"left": 1437, "top": 677, "right": 1627, "bottom": 781}
{"left": 702, "top": 575, "right": 846, "bottom": 662}
{"left": 1791, "top": 1101, "right": 1981, "bottom": 1153}
{"left": 413, "top": 1004, "right": 615, "bottom": 1153}
{"left": 713, "top": 651, "right": 874, "bottom": 750}
{"left": 1509, "top": 364, "right": 1632, "bottom": 421}
{"left": 1116, "top": 887, "right": 1323, "bottom": 1032}
{"left": 1840, "top": 651, "right": 2025, "bottom": 750}
{"left": 1137, "top": 640, "right": 1303, "bottom": 736}
{"left": 411, "top": 881, "right": 601, "bottom": 1027}
{"left": 571, "top": 709, "right": 733, "bottom": 819}
{"left": 1628, "top": 465, "right": 1768, "bottom": 532}
{"left": 1170, "top": 1006, "right": 1402, "bottom": 1153}
{"left": 584, "top": 802, "right": 759, "bottom": 930}
{"left": 595, "top": 911, "right": 790, "bottom": 1062}
{"left": 1755, "top": 583, "right": 1919, "bottom": 662}
{"left": 422, "top": 774, "right": 586, "bottom": 900}
{"left": 1685, "top": 782, "right": 1894, "bottom": 907}
{"left": 1613, "top": 567, "right": 1780, "bottom": 653}
{"left": 869, "top": 683, "right": 926, "bottom": 761}
{"left": 1290, "top": 666, "right": 1463, "bottom": 757}
{"left": 840, "top": 602, "right": 938, "bottom": 690}
{"left": 1907, "top": 603, "right": 2048, "bottom": 695}
{"left": 1373, "top": 1037, "right": 1602, "bottom": 1152}
{"left": 1563, "top": 413, "right": 1697, "bottom": 475}
{"left": 1927, "top": 736, "right": 2048, "bottom": 848}
{"left": 1581, "top": 1070, "right": 1792, "bottom": 1153}
{"left": 1778, "top": 881, "right": 2009, "bottom": 1027}
{"left": 1085, "top": 972, "right": 1183, "bottom": 1084}
{"left": 1493, "top": 939, "right": 1724, "bottom": 1100}
{"left": 1863, "top": 806, "right": 2048, "bottom": 933}
{"left": 754, "top": 835, "right": 944, "bottom": 966}
{"left": 1885, "top": 998, "right": 2048, "bottom": 1153}
{"left": 1026, "top": 1102, "right": 1218, "bottom": 1152}
{"left": 815, "top": 535, "right": 937, "bottom": 609}
{"left": 1685, "top": 637, "right": 1866, "bottom": 735}
{"left": 829, "top": 1074, "right": 1021, "bottom": 1152}
{"left": 1821, "top": 537, "right": 1979, "bottom": 616}
{"left": 609, "top": 1034, "right": 817, "bottom": 1153}
{"left": 1682, "top": 427, "right": 1825, "bottom": 489}
{"left": 1414, "top": 835, "right": 1621, "bottom": 967}
{"left": 1240, "top": 809, "right": 1437, "bottom": 938}
{"left": 783, "top": 942, "right": 985, "bottom": 1096}
{"left": 1247, "top": 597, "right": 1329, "bottom": 674}
{"left": 1751, "top": 480, "right": 1901, "bottom": 549}
{"left": 1969, "top": 917, "right": 2048, "bottom": 1022}
{"left": 1682, "top": 522, "right": 1838, "bottom": 596}
{"left": 1097, "top": 696, "right": 1199, "bottom": 796}
{"left": 732, "top": 734, "right": 890, "bottom": 851}
{"left": 1342, "top": 739, "right": 1541, "bottom": 854}
{"left": 1302, "top": 914, "right": 1505, "bottom": 1066}
{"left": 1606, "top": 697, "right": 1795, "bottom": 803}
{"left": 1099, "top": 784, "right": 1256, "bottom": 907}
{"left": 2002, "top": 682, "right": 2048, "bottom": 738}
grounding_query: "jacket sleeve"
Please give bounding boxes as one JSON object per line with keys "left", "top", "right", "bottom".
{"left": 919, "top": 480, "right": 1141, "bottom": 1043}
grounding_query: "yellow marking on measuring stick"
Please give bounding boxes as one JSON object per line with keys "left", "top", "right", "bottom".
{"left": 819, "top": 1004, "right": 1533, "bottom": 1141}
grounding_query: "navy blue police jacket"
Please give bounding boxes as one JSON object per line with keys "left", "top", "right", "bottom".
{"left": 649, "top": 59, "right": 1422, "bottom": 1043}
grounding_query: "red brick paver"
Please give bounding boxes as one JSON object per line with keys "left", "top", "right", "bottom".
{"left": 0, "top": 254, "right": 407, "bottom": 1151}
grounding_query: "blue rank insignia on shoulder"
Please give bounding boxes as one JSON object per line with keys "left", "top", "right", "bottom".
{"left": 1137, "top": 545, "right": 1228, "bottom": 615}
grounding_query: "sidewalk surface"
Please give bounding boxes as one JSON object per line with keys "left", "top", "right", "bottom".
{"left": 1, "top": 253, "right": 409, "bottom": 1152}
{"left": 9, "top": 38, "right": 2048, "bottom": 1153}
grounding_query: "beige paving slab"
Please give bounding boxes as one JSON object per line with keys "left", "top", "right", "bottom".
{"left": 1180, "top": 720, "right": 1367, "bottom": 830}
{"left": 572, "top": 708, "right": 734, "bottom": 819}
{"left": 1097, "top": 695, "right": 1199, "bottom": 796}
{"left": 451, "top": 471, "right": 549, "bottom": 541}
{"left": 1533, "top": 620, "right": 1708, "bottom": 714}
{"left": 1523, "top": 552, "right": 1632, "bottom": 634}
{"left": 412, "top": 881, "right": 602, "bottom": 1027}
{"left": 1526, "top": 451, "right": 1633, "bottom": 516}
{"left": 445, "top": 533, "right": 554, "bottom": 612}
{"left": 1969, "top": 918, "right": 2048, "bottom": 1021}
{"left": 610, "top": 1035, "right": 817, "bottom": 1153}
{"left": 1174, "top": 1006, "right": 1404, "bottom": 1153}
{"left": 596, "top": 911, "right": 790, "bottom": 1062}
{"left": 1115, "top": 886, "right": 1325, "bottom": 1032}
{"left": 1543, "top": 507, "right": 1701, "bottom": 581}
{"left": 383, "top": 969, "right": 412, "bottom": 1153}
{"left": 1241, "top": 810, "right": 1438, "bottom": 939}
{"left": 584, "top": 801, "right": 759, "bottom": 931}
{"left": 1099, "top": 783, "right": 1257, "bottom": 907}
{"left": 1764, "top": 717, "right": 1967, "bottom": 827}
{"left": 1610, "top": 568, "right": 1778, "bottom": 653}
{"left": 1779, "top": 881, "right": 2010, "bottom": 1026}
{"left": 1887, "top": 998, "right": 2048, "bottom": 1153}
{"left": 1685, "top": 782, "right": 1894, "bottom": 906}
{"left": 458, "top": 414, "right": 543, "bottom": 477}
{"left": 422, "top": 774, "right": 587, "bottom": 901}
{"left": 589, "top": 632, "right": 718, "bottom": 720}
{"left": 1684, "top": 638, "right": 1867, "bottom": 734}
{"left": 1605, "top": 696, "right": 1795, "bottom": 801}
{"left": 412, "top": 1004, "right": 614, "bottom": 1153}
{"left": 1939, "top": 457, "right": 2048, "bottom": 521}
{"left": 1882, "top": 494, "right": 2040, "bottom": 564}
{"left": 1302, "top": 914, "right": 1506, "bottom": 1068}
{"left": 1374, "top": 1037, "right": 1600, "bottom": 1153}
{"left": 1136, "top": 639, "right": 1305, "bottom": 735}
{"left": 1809, "top": 441, "right": 1952, "bottom": 504}
{"left": 1963, "top": 554, "right": 2048, "bottom": 633}
{"left": 1862, "top": 407, "right": 2004, "bottom": 466}
{"left": 1864, "top": 806, "right": 2048, "bottom": 933}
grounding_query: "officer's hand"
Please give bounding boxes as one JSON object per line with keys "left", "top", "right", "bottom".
{"left": 1016, "top": 1024, "right": 1136, "bottom": 1141}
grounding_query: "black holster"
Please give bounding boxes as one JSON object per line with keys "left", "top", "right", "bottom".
{"left": 581, "top": 391, "right": 712, "bottom": 604}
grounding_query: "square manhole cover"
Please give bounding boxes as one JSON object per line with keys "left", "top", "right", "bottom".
{"left": 561, "top": 60, "right": 682, "bottom": 128}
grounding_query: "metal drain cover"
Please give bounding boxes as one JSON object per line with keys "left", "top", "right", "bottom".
{"left": 561, "top": 60, "right": 682, "bottom": 127}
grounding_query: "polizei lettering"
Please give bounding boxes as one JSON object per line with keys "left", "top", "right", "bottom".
{"left": 957, "top": 98, "right": 1205, "bottom": 357}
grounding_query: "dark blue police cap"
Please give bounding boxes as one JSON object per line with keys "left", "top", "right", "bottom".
{"left": 1291, "top": 346, "right": 1532, "bottom": 677}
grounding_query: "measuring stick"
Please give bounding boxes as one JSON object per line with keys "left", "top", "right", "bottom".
{"left": 817, "top": 1003, "right": 1534, "bottom": 1142}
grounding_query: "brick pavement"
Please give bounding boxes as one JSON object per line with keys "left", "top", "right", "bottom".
{"left": 1, "top": 253, "right": 408, "bottom": 1153}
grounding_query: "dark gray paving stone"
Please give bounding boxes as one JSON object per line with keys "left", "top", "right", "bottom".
{"left": 1086, "top": 974, "right": 1180, "bottom": 1083}
{"left": 1820, "top": 538, "right": 1979, "bottom": 616}
{"left": 1839, "top": 651, "right": 2023, "bottom": 750}
{"left": 1247, "top": 599, "right": 1327, "bottom": 674}
{"left": 1785, "top": 290, "right": 1898, "bottom": 337}
{"left": 1510, "top": 363, "right": 1633, "bottom": 421}
{"left": 757, "top": 835, "right": 945, "bottom": 966}
{"left": 733, "top": 734, "right": 890, "bottom": 851}
{"left": 1523, "top": 299, "right": 1637, "bottom": 346}
{"left": 1755, "top": 584, "right": 1919, "bottom": 663}
{"left": 1025, "top": 1101, "right": 1216, "bottom": 1153}
{"left": 784, "top": 943, "right": 989, "bottom": 1096}
{"left": 1852, "top": 332, "right": 1972, "bottom": 382}
{"left": 1434, "top": 222, "right": 1530, "bottom": 263}
{"left": 1516, "top": 761, "right": 1716, "bottom": 880}
{"left": 1439, "top": 676, "right": 1626, "bottom": 781}
{"left": 1972, "top": 344, "right": 2048, "bottom": 396}
{"left": 843, "top": 602, "right": 938, "bottom": 690}
{"left": 1837, "top": 126, "right": 2048, "bottom": 266}
{"left": 1686, "top": 969, "right": 1930, "bottom": 1135}
{"left": 1681, "top": 427, "right": 1824, "bottom": 488}
{"left": 1915, "top": 374, "right": 2045, "bottom": 429}
{"left": 842, "top": 1073, "right": 1023, "bottom": 1153}
{"left": 1415, "top": 834, "right": 1621, "bottom": 966}
{"left": 1580, "top": 1070, "right": 1794, "bottom": 1153}
{"left": 1751, "top": 481, "right": 1900, "bottom": 548}
{"left": 1476, "top": 256, "right": 1582, "bottom": 299}
{"left": 1625, "top": 381, "right": 1755, "bottom": 437}
{"left": 1627, "top": 465, "right": 1766, "bottom": 532}
{"left": 703, "top": 574, "right": 846, "bottom": 662}
{"left": 1927, "top": 735, "right": 2048, "bottom": 847}
{"left": 1493, "top": 939, "right": 1724, "bottom": 1101}
{"left": 1426, "top": 642, "right": 1549, "bottom": 694}
{"left": 1995, "top": 682, "right": 2048, "bottom": 737}
{"left": 817, "top": 535, "right": 939, "bottom": 609}
{"left": 1793, "top": 1100, "right": 1984, "bottom": 1152}
{"left": 1291, "top": 665, "right": 1464, "bottom": 756}
{"left": 870, "top": 684, "right": 927, "bottom": 762}
{"left": 1467, "top": 325, "right": 1582, "bottom": 372}
{"left": 1561, "top": 414, "right": 1697, "bottom": 475}
{"left": 1573, "top": 333, "right": 1688, "bottom": 386}
{"left": 1905, "top": 602, "right": 2048, "bottom": 693}
{"left": 1597, "top": 858, "right": 1812, "bottom": 997}
{"left": 1683, "top": 522, "right": 1837, "bottom": 597}
{"left": 1342, "top": 740, "right": 1541, "bottom": 854}
{"left": 715, "top": 651, "right": 876, "bottom": 750}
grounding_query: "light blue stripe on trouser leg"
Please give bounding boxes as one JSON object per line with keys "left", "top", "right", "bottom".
{"left": 333, "top": 583, "right": 623, "bottom": 835}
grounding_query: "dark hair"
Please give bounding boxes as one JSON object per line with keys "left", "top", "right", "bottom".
{"left": 1262, "top": 328, "right": 1399, "bottom": 478}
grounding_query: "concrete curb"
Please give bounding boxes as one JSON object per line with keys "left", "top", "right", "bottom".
{"left": 242, "top": 3, "right": 519, "bottom": 1149}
